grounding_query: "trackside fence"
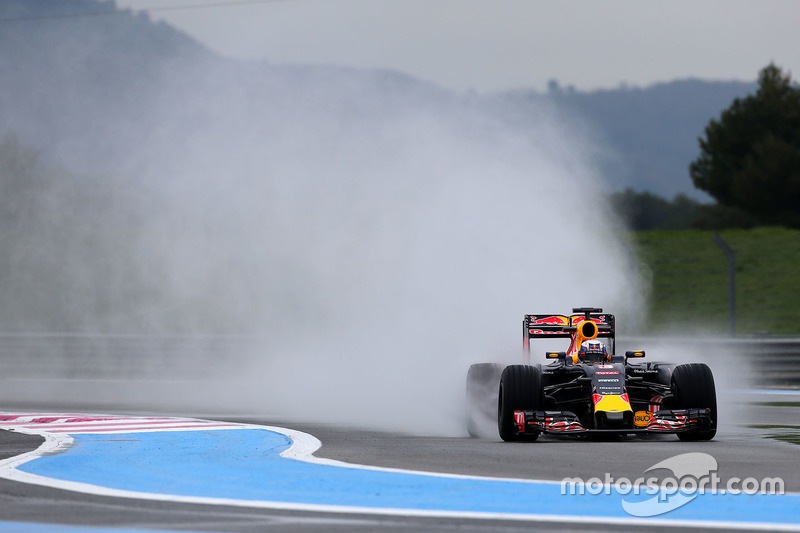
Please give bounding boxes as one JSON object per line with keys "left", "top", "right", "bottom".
{"left": 0, "top": 333, "right": 260, "bottom": 380}
{"left": 0, "top": 333, "right": 797, "bottom": 386}
{"left": 620, "top": 336, "right": 800, "bottom": 388}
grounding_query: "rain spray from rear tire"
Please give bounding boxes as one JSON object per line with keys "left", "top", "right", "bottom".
{"left": 465, "top": 363, "right": 503, "bottom": 438}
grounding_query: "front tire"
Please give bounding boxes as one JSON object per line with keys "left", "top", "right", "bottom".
{"left": 498, "top": 365, "right": 543, "bottom": 442}
{"left": 671, "top": 363, "right": 717, "bottom": 441}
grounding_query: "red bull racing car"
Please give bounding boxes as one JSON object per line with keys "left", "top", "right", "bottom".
{"left": 466, "top": 307, "right": 717, "bottom": 441}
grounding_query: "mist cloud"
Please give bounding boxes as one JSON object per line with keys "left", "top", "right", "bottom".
{"left": 116, "top": 62, "right": 647, "bottom": 434}
{"left": 3, "top": 34, "right": 646, "bottom": 433}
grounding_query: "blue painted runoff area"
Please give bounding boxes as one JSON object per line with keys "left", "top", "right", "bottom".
{"left": 16, "top": 428, "right": 800, "bottom": 526}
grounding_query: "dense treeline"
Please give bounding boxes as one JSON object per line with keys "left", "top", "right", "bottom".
{"left": 609, "top": 190, "right": 701, "bottom": 231}
{"left": 609, "top": 189, "right": 757, "bottom": 231}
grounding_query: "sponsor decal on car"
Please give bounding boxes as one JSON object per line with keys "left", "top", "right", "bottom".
{"left": 649, "top": 394, "right": 664, "bottom": 413}
{"left": 529, "top": 315, "right": 569, "bottom": 325}
{"left": 592, "top": 393, "right": 632, "bottom": 412}
{"left": 634, "top": 410, "right": 652, "bottom": 427}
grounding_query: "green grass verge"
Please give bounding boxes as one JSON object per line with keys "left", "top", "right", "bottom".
{"left": 749, "top": 425, "right": 800, "bottom": 445}
{"left": 633, "top": 227, "right": 800, "bottom": 335}
{"left": 767, "top": 434, "right": 800, "bottom": 445}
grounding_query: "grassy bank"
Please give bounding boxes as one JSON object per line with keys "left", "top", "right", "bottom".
{"left": 633, "top": 227, "right": 800, "bottom": 335}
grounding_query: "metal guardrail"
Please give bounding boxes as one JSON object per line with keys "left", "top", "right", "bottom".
{"left": 0, "top": 333, "right": 797, "bottom": 386}
{"left": 0, "top": 333, "right": 261, "bottom": 380}
{"left": 620, "top": 336, "right": 800, "bottom": 388}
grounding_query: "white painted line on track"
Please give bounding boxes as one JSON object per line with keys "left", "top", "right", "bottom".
{"left": 0, "top": 413, "right": 244, "bottom": 434}
{"left": 274, "top": 425, "right": 568, "bottom": 485}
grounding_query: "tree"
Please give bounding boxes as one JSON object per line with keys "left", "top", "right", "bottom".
{"left": 690, "top": 64, "right": 800, "bottom": 227}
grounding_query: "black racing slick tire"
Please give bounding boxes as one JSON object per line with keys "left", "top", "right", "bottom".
{"left": 671, "top": 363, "right": 718, "bottom": 441}
{"left": 498, "top": 365, "right": 543, "bottom": 442}
{"left": 466, "top": 363, "right": 503, "bottom": 438}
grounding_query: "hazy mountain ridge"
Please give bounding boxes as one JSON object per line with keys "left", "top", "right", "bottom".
{"left": 534, "top": 79, "right": 757, "bottom": 198}
{"left": 0, "top": 0, "right": 757, "bottom": 199}
{"left": 0, "top": 0, "right": 648, "bottom": 331}
{"left": 0, "top": 0, "right": 215, "bottom": 172}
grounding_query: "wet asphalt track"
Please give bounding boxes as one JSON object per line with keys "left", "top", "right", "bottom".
{"left": 0, "top": 396, "right": 797, "bottom": 533}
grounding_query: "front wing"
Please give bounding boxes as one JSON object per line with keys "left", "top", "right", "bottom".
{"left": 512, "top": 408, "right": 714, "bottom": 435}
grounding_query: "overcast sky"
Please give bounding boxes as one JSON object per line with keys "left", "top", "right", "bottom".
{"left": 115, "top": 0, "right": 800, "bottom": 92}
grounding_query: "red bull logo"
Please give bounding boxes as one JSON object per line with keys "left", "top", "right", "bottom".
{"left": 529, "top": 315, "right": 569, "bottom": 326}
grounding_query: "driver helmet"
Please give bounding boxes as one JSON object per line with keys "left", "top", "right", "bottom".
{"left": 578, "top": 339, "right": 608, "bottom": 364}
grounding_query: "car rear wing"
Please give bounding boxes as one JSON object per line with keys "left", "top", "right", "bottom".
{"left": 522, "top": 307, "right": 615, "bottom": 363}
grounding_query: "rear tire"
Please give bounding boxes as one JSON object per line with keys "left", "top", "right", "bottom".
{"left": 466, "top": 363, "right": 503, "bottom": 438}
{"left": 671, "top": 363, "right": 717, "bottom": 441}
{"left": 498, "top": 365, "right": 543, "bottom": 442}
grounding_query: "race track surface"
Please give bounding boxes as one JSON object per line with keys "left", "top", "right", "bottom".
{"left": 0, "top": 395, "right": 797, "bottom": 532}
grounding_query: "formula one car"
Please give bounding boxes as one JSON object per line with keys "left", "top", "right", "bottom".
{"left": 466, "top": 307, "right": 717, "bottom": 441}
